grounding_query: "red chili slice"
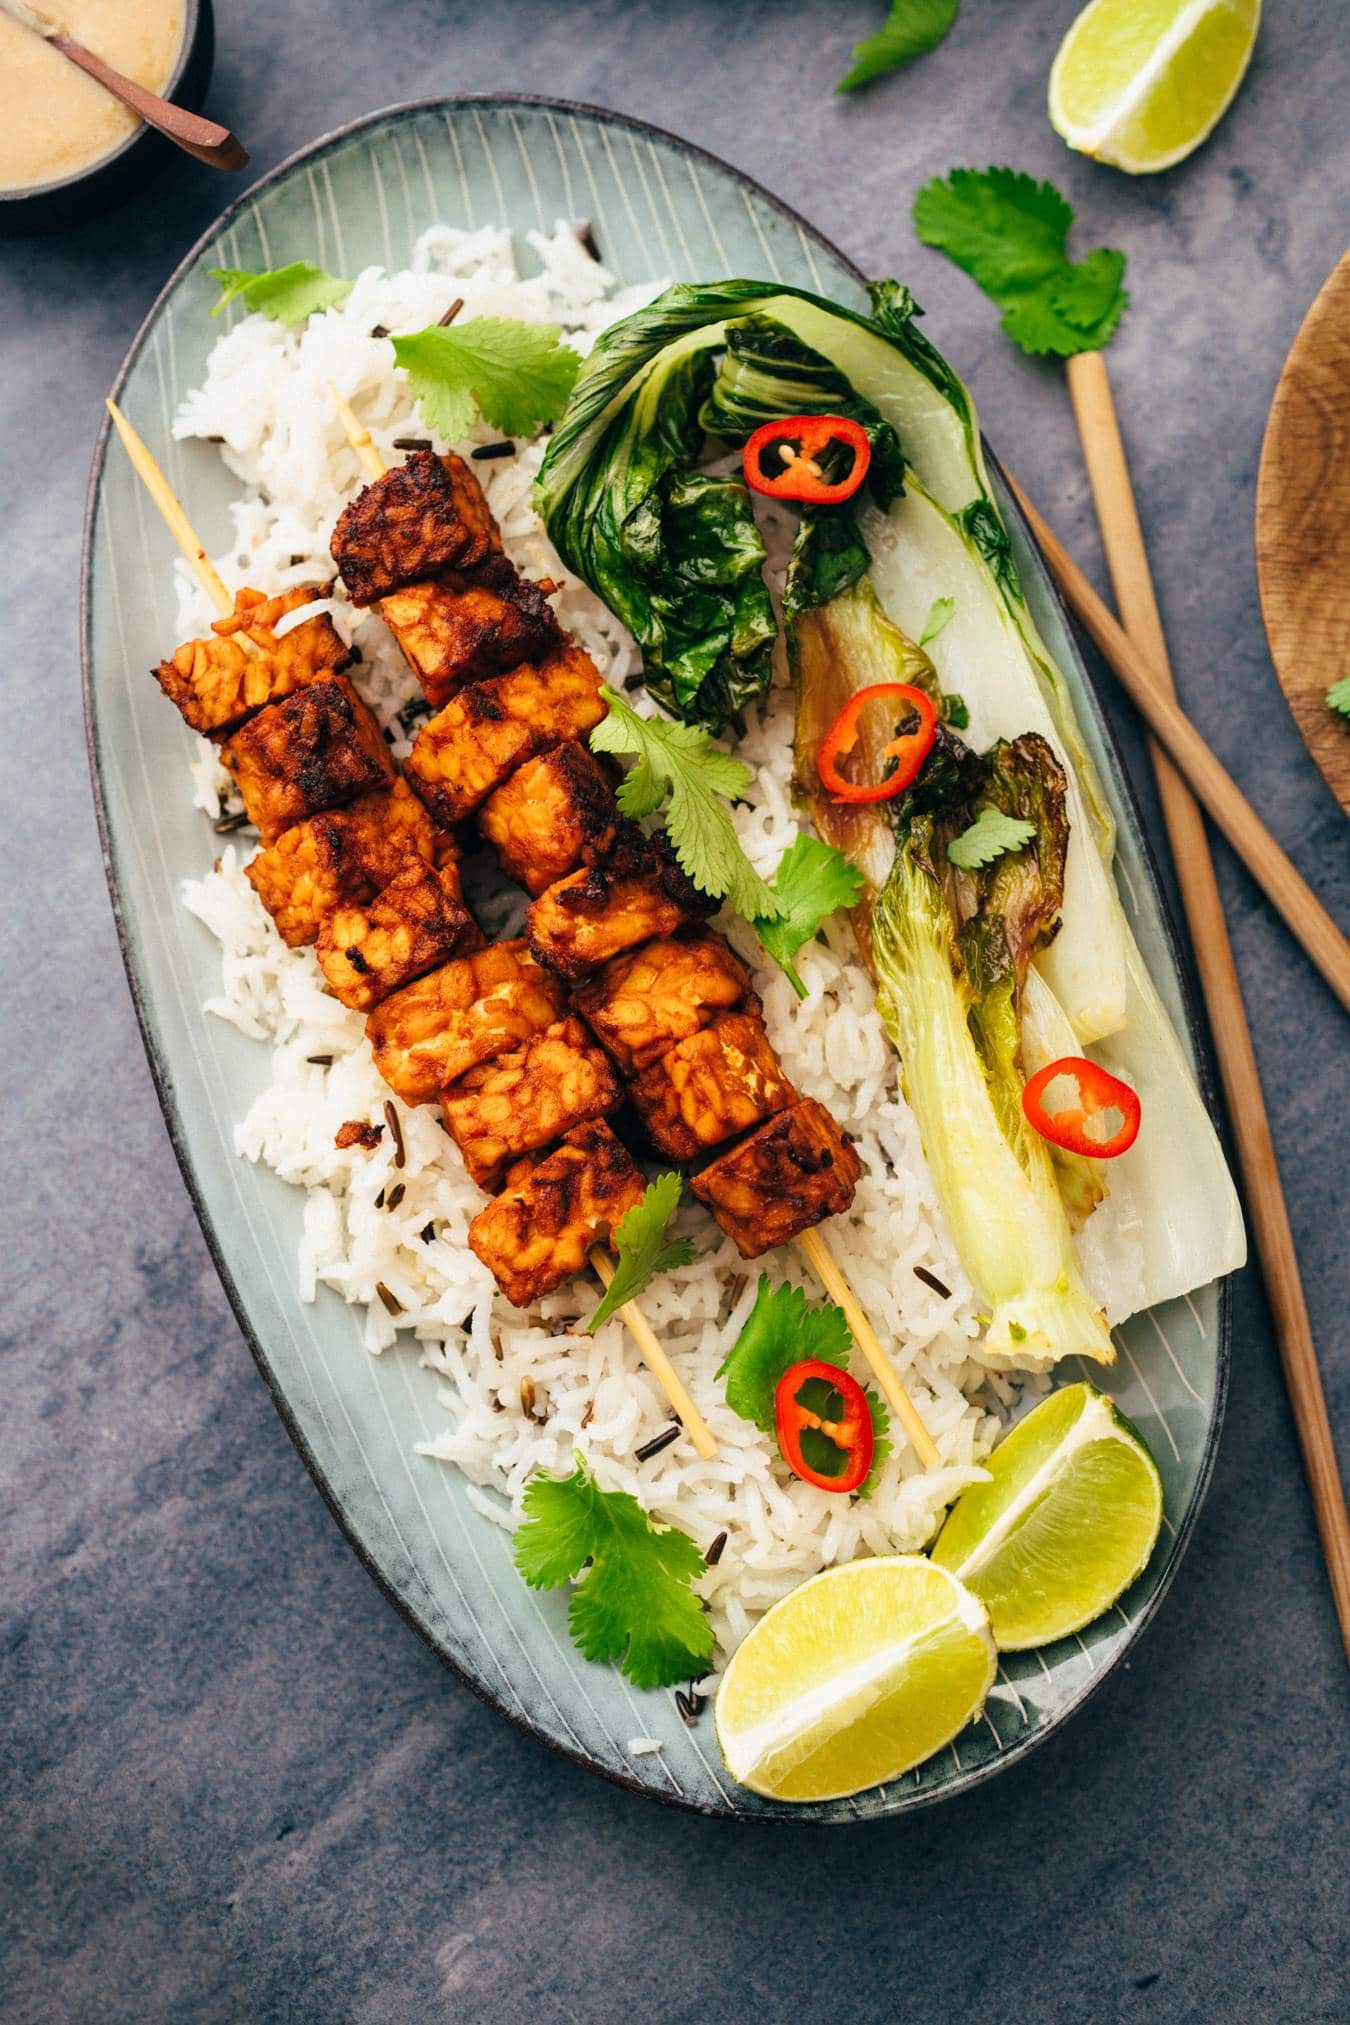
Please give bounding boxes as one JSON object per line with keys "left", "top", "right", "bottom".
{"left": 742, "top": 414, "right": 872, "bottom": 504}
{"left": 774, "top": 1358, "right": 874, "bottom": 1495}
{"left": 1021, "top": 1056, "right": 1142, "bottom": 1160}
{"left": 816, "top": 680, "right": 938, "bottom": 805}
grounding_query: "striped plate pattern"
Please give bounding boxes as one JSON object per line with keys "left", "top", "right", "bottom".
{"left": 82, "top": 98, "right": 1227, "bottom": 1820}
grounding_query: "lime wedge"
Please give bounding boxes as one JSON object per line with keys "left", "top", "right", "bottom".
{"left": 714, "top": 1557, "right": 995, "bottom": 1802}
{"left": 1049, "top": 0, "right": 1261, "bottom": 174}
{"left": 931, "top": 1383, "right": 1163, "bottom": 1649}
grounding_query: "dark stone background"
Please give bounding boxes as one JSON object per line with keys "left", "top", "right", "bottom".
{"left": 3, "top": 3, "right": 1346, "bottom": 2019}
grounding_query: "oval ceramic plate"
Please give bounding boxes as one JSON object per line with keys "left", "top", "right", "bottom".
{"left": 83, "top": 97, "right": 1228, "bottom": 1820}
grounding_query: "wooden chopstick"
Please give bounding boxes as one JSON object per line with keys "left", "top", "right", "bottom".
{"left": 1057, "top": 351, "right": 1350, "bottom": 1664}
{"left": 1007, "top": 477, "right": 1350, "bottom": 1017}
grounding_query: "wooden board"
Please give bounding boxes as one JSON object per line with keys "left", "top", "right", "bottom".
{"left": 1255, "top": 252, "right": 1350, "bottom": 816}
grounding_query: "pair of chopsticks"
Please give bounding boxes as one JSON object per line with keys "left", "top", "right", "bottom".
{"left": 1021, "top": 351, "right": 1350, "bottom": 1664}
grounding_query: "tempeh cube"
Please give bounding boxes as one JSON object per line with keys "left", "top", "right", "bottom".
{"left": 479, "top": 740, "right": 620, "bottom": 896}
{"left": 221, "top": 675, "right": 394, "bottom": 842}
{"left": 468, "top": 1120, "right": 647, "bottom": 1309}
{"left": 331, "top": 450, "right": 499, "bottom": 604}
{"left": 315, "top": 859, "right": 482, "bottom": 1011}
{"left": 405, "top": 643, "right": 604, "bottom": 824}
{"left": 629, "top": 1014, "right": 795, "bottom": 1161}
{"left": 366, "top": 939, "right": 567, "bottom": 1104}
{"left": 690, "top": 1098, "right": 862, "bottom": 1258}
{"left": 525, "top": 834, "right": 715, "bottom": 981}
{"left": 153, "top": 583, "right": 351, "bottom": 736}
{"left": 571, "top": 931, "right": 758, "bottom": 1075}
{"left": 246, "top": 778, "right": 453, "bottom": 947}
{"left": 440, "top": 1016, "right": 622, "bottom": 1190}
{"left": 380, "top": 555, "right": 561, "bottom": 708}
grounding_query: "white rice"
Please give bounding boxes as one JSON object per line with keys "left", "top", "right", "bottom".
{"left": 173, "top": 223, "right": 1035, "bottom": 1674}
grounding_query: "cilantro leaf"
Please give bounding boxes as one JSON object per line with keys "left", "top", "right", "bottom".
{"left": 1327, "top": 676, "right": 1350, "bottom": 718}
{"left": 838, "top": 0, "right": 959, "bottom": 93}
{"left": 514, "top": 1456, "right": 714, "bottom": 1689}
{"left": 209, "top": 262, "right": 353, "bottom": 325}
{"left": 946, "top": 807, "right": 1036, "bottom": 869}
{"left": 587, "top": 1174, "right": 694, "bottom": 1334}
{"left": 752, "top": 834, "right": 865, "bottom": 999}
{"left": 589, "top": 687, "right": 784, "bottom": 922}
{"left": 392, "top": 318, "right": 581, "bottom": 443}
{"left": 718, "top": 1279, "right": 891, "bottom": 1498}
{"left": 912, "top": 168, "right": 1128, "bottom": 358}
{"left": 919, "top": 595, "right": 956, "bottom": 646}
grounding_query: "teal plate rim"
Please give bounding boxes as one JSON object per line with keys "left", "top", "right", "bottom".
{"left": 81, "top": 94, "right": 1231, "bottom": 1821}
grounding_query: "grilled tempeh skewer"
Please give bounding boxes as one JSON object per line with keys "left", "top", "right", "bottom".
{"left": 327, "top": 411, "right": 940, "bottom": 1468}
{"left": 110, "top": 399, "right": 718, "bottom": 1458}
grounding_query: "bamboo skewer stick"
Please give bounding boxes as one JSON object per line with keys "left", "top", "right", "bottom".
{"left": 1060, "top": 350, "right": 1350, "bottom": 1663}
{"left": 108, "top": 394, "right": 720, "bottom": 1460}
{"left": 796, "top": 1227, "right": 941, "bottom": 1468}
{"left": 1007, "top": 476, "right": 1350, "bottom": 1016}
{"left": 326, "top": 388, "right": 941, "bottom": 1470}
{"left": 588, "top": 1251, "right": 716, "bottom": 1460}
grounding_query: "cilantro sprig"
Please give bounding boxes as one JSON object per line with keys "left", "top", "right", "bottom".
{"left": 912, "top": 168, "right": 1128, "bottom": 358}
{"left": 838, "top": 0, "right": 959, "bottom": 93}
{"left": 946, "top": 807, "right": 1036, "bottom": 870}
{"left": 718, "top": 1279, "right": 891, "bottom": 1499}
{"left": 1327, "top": 676, "right": 1350, "bottom": 719}
{"left": 514, "top": 1455, "right": 714, "bottom": 1689}
{"left": 392, "top": 319, "right": 581, "bottom": 442}
{"left": 587, "top": 1174, "right": 693, "bottom": 1335}
{"left": 590, "top": 687, "right": 784, "bottom": 923}
{"left": 752, "top": 834, "right": 865, "bottom": 999}
{"left": 209, "top": 262, "right": 353, "bottom": 325}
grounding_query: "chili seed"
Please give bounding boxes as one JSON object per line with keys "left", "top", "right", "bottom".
{"left": 914, "top": 1265, "right": 952, "bottom": 1300}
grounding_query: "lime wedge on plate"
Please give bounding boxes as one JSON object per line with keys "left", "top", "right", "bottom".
{"left": 714, "top": 1557, "right": 995, "bottom": 1802}
{"left": 931, "top": 1382, "right": 1163, "bottom": 1649}
{"left": 1049, "top": 0, "right": 1261, "bottom": 173}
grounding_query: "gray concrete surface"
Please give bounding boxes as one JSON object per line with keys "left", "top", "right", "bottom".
{"left": 3, "top": 3, "right": 1347, "bottom": 2019}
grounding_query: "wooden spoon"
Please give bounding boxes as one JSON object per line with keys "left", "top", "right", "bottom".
{"left": 0, "top": 0, "right": 248, "bottom": 173}
{"left": 1255, "top": 252, "right": 1350, "bottom": 817}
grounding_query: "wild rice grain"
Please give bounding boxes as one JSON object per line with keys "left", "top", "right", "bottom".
{"left": 384, "top": 1099, "right": 405, "bottom": 1168}
{"left": 470, "top": 440, "right": 515, "bottom": 460}
{"left": 392, "top": 436, "right": 432, "bottom": 451}
{"left": 705, "top": 1531, "right": 728, "bottom": 1567}
{"left": 635, "top": 1424, "right": 681, "bottom": 1463}
{"left": 914, "top": 1265, "right": 952, "bottom": 1299}
{"left": 375, "top": 1282, "right": 403, "bottom": 1316}
{"left": 438, "top": 297, "right": 464, "bottom": 327}
{"left": 212, "top": 811, "right": 249, "bottom": 833}
{"left": 386, "top": 1182, "right": 406, "bottom": 1210}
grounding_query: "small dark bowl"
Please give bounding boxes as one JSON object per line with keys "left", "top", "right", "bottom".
{"left": 0, "top": 0, "right": 213, "bottom": 238}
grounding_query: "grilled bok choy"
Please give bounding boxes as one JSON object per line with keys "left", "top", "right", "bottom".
{"left": 539, "top": 277, "right": 1245, "bottom": 1333}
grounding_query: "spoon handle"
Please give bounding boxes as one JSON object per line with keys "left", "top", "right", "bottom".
{"left": 53, "top": 34, "right": 249, "bottom": 171}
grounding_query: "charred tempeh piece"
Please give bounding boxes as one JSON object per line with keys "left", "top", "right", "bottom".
{"left": 331, "top": 450, "right": 499, "bottom": 604}
{"left": 405, "top": 643, "right": 605, "bottom": 824}
{"left": 154, "top": 583, "right": 351, "bottom": 736}
{"left": 221, "top": 675, "right": 394, "bottom": 842}
{"left": 690, "top": 1098, "right": 862, "bottom": 1259}
{"left": 571, "top": 930, "right": 759, "bottom": 1076}
{"left": 246, "top": 778, "right": 455, "bottom": 947}
{"left": 628, "top": 1013, "right": 796, "bottom": 1161}
{"left": 440, "top": 1015, "right": 622, "bottom": 1190}
{"left": 468, "top": 1119, "right": 647, "bottom": 1308}
{"left": 525, "top": 832, "right": 716, "bottom": 981}
{"left": 381, "top": 555, "right": 561, "bottom": 709}
{"left": 366, "top": 939, "right": 567, "bottom": 1105}
{"left": 479, "top": 740, "right": 621, "bottom": 897}
{"left": 316, "top": 859, "right": 483, "bottom": 1011}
